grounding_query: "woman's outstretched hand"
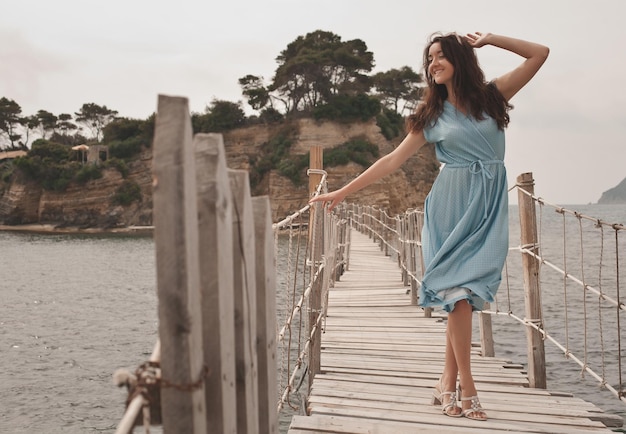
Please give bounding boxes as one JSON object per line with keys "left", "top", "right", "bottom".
{"left": 465, "top": 32, "right": 492, "bottom": 48}
{"left": 309, "top": 189, "right": 347, "bottom": 212}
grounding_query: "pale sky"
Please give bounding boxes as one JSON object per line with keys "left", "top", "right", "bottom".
{"left": 1, "top": 0, "right": 625, "bottom": 205}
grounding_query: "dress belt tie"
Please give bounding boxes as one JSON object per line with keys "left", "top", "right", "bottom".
{"left": 447, "top": 159, "right": 503, "bottom": 220}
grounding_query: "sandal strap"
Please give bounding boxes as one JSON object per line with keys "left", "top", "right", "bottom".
{"left": 442, "top": 391, "right": 457, "bottom": 410}
{"left": 461, "top": 396, "right": 486, "bottom": 417}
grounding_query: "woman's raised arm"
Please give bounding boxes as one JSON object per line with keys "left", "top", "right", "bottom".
{"left": 466, "top": 32, "right": 549, "bottom": 101}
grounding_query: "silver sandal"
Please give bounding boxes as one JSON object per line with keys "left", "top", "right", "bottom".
{"left": 432, "top": 379, "right": 462, "bottom": 417}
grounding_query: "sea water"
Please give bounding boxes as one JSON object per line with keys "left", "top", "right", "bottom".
{"left": 1, "top": 203, "right": 625, "bottom": 433}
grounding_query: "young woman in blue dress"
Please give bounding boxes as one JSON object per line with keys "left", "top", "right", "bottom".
{"left": 309, "top": 32, "right": 549, "bottom": 421}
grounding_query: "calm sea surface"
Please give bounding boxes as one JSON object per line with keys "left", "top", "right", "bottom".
{"left": 1, "top": 203, "right": 626, "bottom": 433}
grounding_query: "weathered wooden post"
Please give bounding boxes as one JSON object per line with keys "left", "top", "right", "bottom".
{"left": 381, "top": 209, "right": 388, "bottom": 255}
{"left": 400, "top": 215, "right": 408, "bottom": 286}
{"left": 229, "top": 169, "right": 260, "bottom": 433}
{"left": 478, "top": 302, "right": 495, "bottom": 357}
{"left": 308, "top": 146, "right": 323, "bottom": 389}
{"left": 343, "top": 205, "right": 354, "bottom": 271}
{"left": 152, "top": 95, "right": 207, "bottom": 433}
{"left": 409, "top": 212, "right": 418, "bottom": 307}
{"left": 377, "top": 208, "right": 383, "bottom": 251}
{"left": 517, "top": 172, "right": 547, "bottom": 388}
{"left": 194, "top": 133, "right": 237, "bottom": 433}
{"left": 415, "top": 211, "right": 432, "bottom": 318}
{"left": 252, "top": 196, "right": 279, "bottom": 434}
{"left": 335, "top": 207, "right": 346, "bottom": 281}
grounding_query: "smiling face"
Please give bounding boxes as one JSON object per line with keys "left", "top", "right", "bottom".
{"left": 427, "top": 42, "right": 455, "bottom": 86}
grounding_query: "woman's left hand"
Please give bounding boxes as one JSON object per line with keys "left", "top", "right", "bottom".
{"left": 465, "top": 32, "right": 492, "bottom": 48}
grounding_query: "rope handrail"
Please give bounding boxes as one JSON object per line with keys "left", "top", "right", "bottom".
{"left": 483, "top": 308, "right": 626, "bottom": 405}
{"left": 272, "top": 167, "right": 349, "bottom": 417}
{"left": 276, "top": 300, "right": 326, "bottom": 413}
{"left": 515, "top": 185, "right": 625, "bottom": 231}
{"left": 277, "top": 261, "right": 324, "bottom": 343}
{"left": 516, "top": 245, "right": 626, "bottom": 311}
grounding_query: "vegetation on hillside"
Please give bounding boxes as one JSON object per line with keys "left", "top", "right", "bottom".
{"left": 0, "top": 29, "right": 423, "bottom": 195}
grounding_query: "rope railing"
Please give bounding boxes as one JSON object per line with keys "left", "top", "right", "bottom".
{"left": 499, "top": 181, "right": 626, "bottom": 404}
{"left": 273, "top": 169, "right": 350, "bottom": 421}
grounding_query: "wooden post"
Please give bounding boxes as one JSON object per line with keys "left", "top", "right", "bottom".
{"left": 479, "top": 302, "right": 495, "bottom": 357}
{"left": 378, "top": 209, "right": 383, "bottom": 252}
{"left": 252, "top": 196, "right": 279, "bottom": 434}
{"left": 229, "top": 169, "right": 260, "bottom": 433}
{"left": 335, "top": 208, "right": 346, "bottom": 281}
{"left": 400, "top": 216, "right": 408, "bottom": 286}
{"left": 415, "top": 211, "right": 432, "bottom": 318}
{"left": 343, "top": 205, "right": 354, "bottom": 271}
{"left": 308, "top": 146, "right": 323, "bottom": 390}
{"left": 409, "top": 212, "right": 418, "bottom": 307}
{"left": 517, "top": 172, "right": 547, "bottom": 389}
{"left": 193, "top": 133, "right": 237, "bottom": 433}
{"left": 152, "top": 95, "right": 207, "bottom": 433}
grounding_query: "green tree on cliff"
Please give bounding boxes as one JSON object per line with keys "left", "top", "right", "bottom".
{"left": 192, "top": 99, "right": 246, "bottom": 133}
{"left": 239, "top": 74, "right": 270, "bottom": 111}
{"left": 240, "top": 30, "right": 375, "bottom": 114}
{"left": 36, "top": 110, "right": 58, "bottom": 139}
{"left": 75, "top": 103, "right": 118, "bottom": 141}
{"left": 372, "top": 66, "right": 424, "bottom": 115}
{"left": 0, "top": 97, "right": 23, "bottom": 149}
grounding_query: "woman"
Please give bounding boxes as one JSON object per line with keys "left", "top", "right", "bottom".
{"left": 309, "top": 32, "right": 549, "bottom": 421}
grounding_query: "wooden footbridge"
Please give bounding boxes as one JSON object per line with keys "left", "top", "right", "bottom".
{"left": 287, "top": 230, "right": 622, "bottom": 433}
{"left": 114, "top": 95, "right": 624, "bottom": 434}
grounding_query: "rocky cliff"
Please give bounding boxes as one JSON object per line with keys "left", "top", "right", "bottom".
{"left": 0, "top": 118, "right": 439, "bottom": 227}
{"left": 598, "top": 176, "right": 626, "bottom": 204}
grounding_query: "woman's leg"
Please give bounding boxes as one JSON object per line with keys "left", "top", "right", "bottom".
{"left": 437, "top": 329, "right": 461, "bottom": 415}
{"left": 447, "top": 299, "right": 486, "bottom": 419}
{"left": 442, "top": 329, "right": 459, "bottom": 391}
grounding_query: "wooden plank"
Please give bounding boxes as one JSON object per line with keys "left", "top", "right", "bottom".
{"left": 194, "top": 133, "right": 237, "bottom": 433}
{"left": 229, "top": 169, "right": 259, "bottom": 434}
{"left": 152, "top": 94, "right": 207, "bottom": 433}
{"left": 252, "top": 196, "right": 279, "bottom": 434}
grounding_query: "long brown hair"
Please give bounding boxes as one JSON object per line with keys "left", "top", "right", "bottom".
{"left": 406, "top": 32, "right": 512, "bottom": 132}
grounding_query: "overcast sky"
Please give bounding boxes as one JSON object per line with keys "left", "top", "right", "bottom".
{"left": 1, "top": 0, "right": 625, "bottom": 205}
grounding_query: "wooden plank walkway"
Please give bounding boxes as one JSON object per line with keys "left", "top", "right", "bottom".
{"left": 288, "top": 230, "right": 623, "bottom": 433}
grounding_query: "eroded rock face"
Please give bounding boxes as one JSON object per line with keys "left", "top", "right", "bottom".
{"left": 222, "top": 118, "right": 439, "bottom": 222}
{"left": 0, "top": 119, "right": 439, "bottom": 227}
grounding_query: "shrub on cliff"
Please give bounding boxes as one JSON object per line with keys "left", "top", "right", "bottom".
{"left": 75, "top": 163, "right": 103, "bottom": 184}
{"left": 102, "top": 117, "right": 153, "bottom": 162}
{"left": 249, "top": 124, "right": 300, "bottom": 189}
{"left": 324, "top": 138, "right": 379, "bottom": 168}
{"left": 108, "top": 137, "right": 144, "bottom": 160}
{"left": 376, "top": 108, "right": 405, "bottom": 140}
{"left": 313, "top": 94, "right": 381, "bottom": 123}
{"left": 192, "top": 100, "right": 246, "bottom": 133}
{"left": 112, "top": 180, "right": 142, "bottom": 206}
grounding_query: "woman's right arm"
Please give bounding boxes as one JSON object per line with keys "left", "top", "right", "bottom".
{"left": 309, "top": 130, "right": 427, "bottom": 211}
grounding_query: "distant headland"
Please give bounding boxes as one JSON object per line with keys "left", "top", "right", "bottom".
{"left": 598, "top": 177, "right": 626, "bottom": 204}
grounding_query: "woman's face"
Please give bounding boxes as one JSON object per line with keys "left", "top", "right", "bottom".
{"left": 427, "top": 42, "right": 455, "bottom": 86}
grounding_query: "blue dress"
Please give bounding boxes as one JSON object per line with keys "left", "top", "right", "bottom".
{"left": 419, "top": 101, "right": 509, "bottom": 312}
